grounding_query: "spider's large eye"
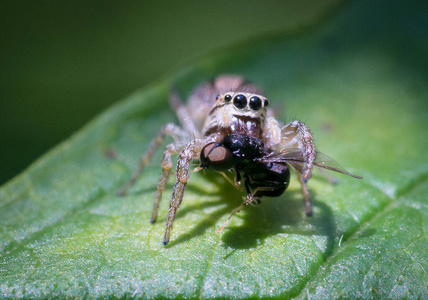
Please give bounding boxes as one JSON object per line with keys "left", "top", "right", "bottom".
{"left": 224, "top": 94, "right": 232, "bottom": 102}
{"left": 200, "top": 142, "right": 234, "bottom": 171}
{"left": 249, "top": 96, "right": 262, "bottom": 110}
{"left": 233, "top": 94, "right": 247, "bottom": 109}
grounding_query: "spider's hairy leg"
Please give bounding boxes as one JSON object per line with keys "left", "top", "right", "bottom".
{"left": 169, "top": 88, "right": 201, "bottom": 138}
{"left": 117, "top": 123, "right": 189, "bottom": 196}
{"left": 151, "top": 141, "right": 187, "bottom": 224}
{"left": 281, "top": 120, "right": 316, "bottom": 183}
{"left": 163, "top": 139, "right": 206, "bottom": 245}
{"left": 299, "top": 175, "right": 312, "bottom": 216}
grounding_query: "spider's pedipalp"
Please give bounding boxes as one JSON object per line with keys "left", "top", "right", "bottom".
{"left": 262, "top": 116, "right": 282, "bottom": 148}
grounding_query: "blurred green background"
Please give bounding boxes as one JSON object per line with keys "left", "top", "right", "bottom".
{"left": 0, "top": 0, "right": 341, "bottom": 185}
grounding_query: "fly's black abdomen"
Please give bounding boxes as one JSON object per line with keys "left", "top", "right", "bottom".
{"left": 248, "top": 162, "right": 290, "bottom": 197}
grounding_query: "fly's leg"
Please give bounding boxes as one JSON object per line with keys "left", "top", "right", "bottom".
{"left": 151, "top": 141, "right": 187, "bottom": 224}
{"left": 281, "top": 120, "right": 316, "bottom": 183}
{"left": 216, "top": 177, "right": 254, "bottom": 233}
{"left": 163, "top": 139, "right": 206, "bottom": 245}
{"left": 117, "top": 123, "right": 189, "bottom": 196}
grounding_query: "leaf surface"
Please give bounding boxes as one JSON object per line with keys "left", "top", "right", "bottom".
{"left": 1, "top": 0, "right": 427, "bottom": 298}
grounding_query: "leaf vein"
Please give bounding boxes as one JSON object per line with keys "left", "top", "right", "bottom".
{"left": 293, "top": 172, "right": 428, "bottom": 298}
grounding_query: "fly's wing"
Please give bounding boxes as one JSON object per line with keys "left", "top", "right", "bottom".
{"left": 261, "top": 149, "right": 362, "bottom": 179}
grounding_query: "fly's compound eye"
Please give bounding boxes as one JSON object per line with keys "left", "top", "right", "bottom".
{"left": 200, "top": 142, "right": 234, "bottom": 172}
{"left": 224, "top": 94, "right": 232, "bottom": 103}
{"left": 249, "top": 96, "right": 262, "bottom": 110}
{"left": 233, "top": 94, "right": 247, "bottom": 109}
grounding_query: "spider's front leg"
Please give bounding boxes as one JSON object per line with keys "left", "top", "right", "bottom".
{"left": 281, "top": 120, "right": 316, "bottom": 182}
{"left": 163, "top": 139, "right": 206, "bottom": 245}
{"left": 151, "top": 141, "right": 188, "bottom": 224}
{"left": 281, "top": 120, "right": 316, "bottom": 216}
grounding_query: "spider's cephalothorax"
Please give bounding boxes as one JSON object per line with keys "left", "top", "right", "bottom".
{"left": 117, "top": 75, "right": 362, "bottom": 245}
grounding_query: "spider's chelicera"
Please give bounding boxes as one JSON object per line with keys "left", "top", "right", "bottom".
{"left": 117, "top": 75, "right": 362, "bottom": 245}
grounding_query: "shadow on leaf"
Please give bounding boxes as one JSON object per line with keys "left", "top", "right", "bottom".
{"left": 165, "top": 171, "right": 336, "bottom": 256}
{"left": 221, "top": 191, "right": 335, "bottom": 257}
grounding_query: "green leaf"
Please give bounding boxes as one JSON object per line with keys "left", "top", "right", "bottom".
{"left": 1, "top": 0, "right": 427, "bottom": 298}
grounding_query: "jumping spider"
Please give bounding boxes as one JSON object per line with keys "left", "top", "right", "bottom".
{"left": 118, "top": 75, "right": 361, "bottom": 245}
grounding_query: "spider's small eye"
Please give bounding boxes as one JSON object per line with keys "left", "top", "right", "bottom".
{"left": 215, "top": 94, "right": 220, "bottom": 100}
{"left": 263, "top": 99, "right": 269, "bottom": 107}
{"left": 249, "top": 96, "right": 262, "bottom": 110}
{"left": 233, "top": 94, "right": 247, "bottom": 109}
{"left": 224, "top": 94, "right": 232, "bottom": 102}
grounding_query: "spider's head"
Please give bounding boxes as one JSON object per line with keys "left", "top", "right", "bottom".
{"left": 217, "top": 92, "right": 269, "bottom": 119}
{"left": 202, "top": 92, "right": 270, "bottom": 136}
